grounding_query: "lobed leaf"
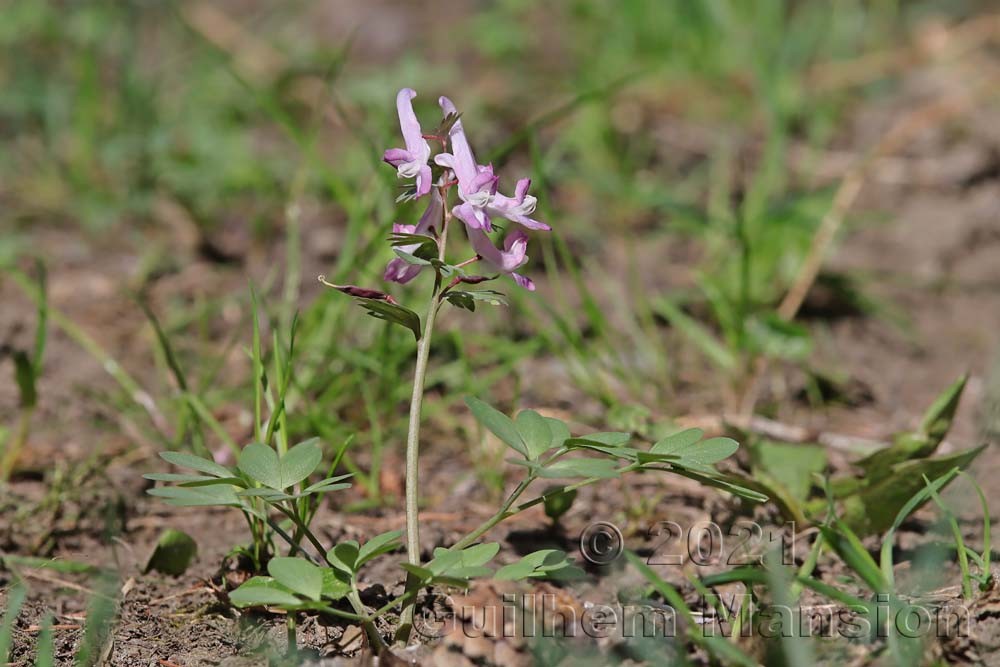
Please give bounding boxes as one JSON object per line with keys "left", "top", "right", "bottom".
{"left": 160, "top": 451, "right": 233, "bottom": 478}
{"left": 516, "top": 410, "right": 554, "bottom": 460}
{"left": 537, "top": 458, "right": 620, "bottom": 479}
{"left": 651, "top": 429, "right": 738, "bottom": 467}
{"left": 229, "top": 576, "right": 302, "bottom": 608}
{"left": 327, "top": 541, "right": 361, "bottom": 574}
{"left": 321, "top": 568, "right": 352, "bottom": 600}
{"left": 465, "top": 397, "right": 527, "bottom": 457}
{"left": 357, "top": 530, "right": 403, "bottom": 568}
{"left": 238, "top": 443, "right": 282, "bottom": 489}
{"left": 268, "top": 557, "right": 324, "bottom": 601}
{"left": 279, "top": 438, "right": 323, "bottom": 488}
{"left": 494, "top": 550, "right": 584, "bottom": 581}
{"left": 146, "top": 484, "right": 241, "bottom": 507}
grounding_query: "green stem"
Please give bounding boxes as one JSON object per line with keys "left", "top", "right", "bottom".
{"left": 400, "top": 192, "right": 451, "bottom": 636}
{"left": 451, "top": 476, "right": 534, "bottom": 551}
{"left": 452, "top": 463, "right": 640, "bottom": 550}
{"left": 367, "top": 588, "right": 416, "bottom": 621}
{"left": 286, "top": 614, "right": 297, "bottom": 656}
{"left": 348, "top": 582, "right": 384, "bottom": 649}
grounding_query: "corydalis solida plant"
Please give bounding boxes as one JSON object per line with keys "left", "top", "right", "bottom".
{"left": 323, "top": 88, "right": 550, "bottom": 576}
{"left": 146, "top": 89, "right": 766, "bottom": 653}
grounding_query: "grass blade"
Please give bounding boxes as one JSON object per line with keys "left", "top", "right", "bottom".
{"left": 35, "top": 613, "right": 55, "bottom": 667}
{"left": 0, "top": 582, "right": 27, "bottom": 662}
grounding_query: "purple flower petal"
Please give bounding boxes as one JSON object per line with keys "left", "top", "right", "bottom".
{"left": 503, "top": 228, "right": 530, "bottom": 257}
{"left": 384, "top": 257, "right": 424, "bottom": 284}
{"left": 467, "top": 227, "right": 529, "bottom": 273}
{"left": 396, "top": 88, "right": 429, "bottom": 159}
{"left": 383, "top": 148, "right": 412, "bottom": 167}
{"left": 488, "top": 190, "right": 550, "bottom": 231}
{"left": 438, "top": 96, "right": 479, "bottom": 191}
{"left": 514, "top": 178, "right": 531, "bottom": 201}
{"left": 383, "top": 89, "right": 432, "bottom": 198}
{"left": 453, "top": 202, "right": 491, "bottom": 231}
{"left": 415, "top": 188, "right": 444, "bottom": 234}
{"left": 415, "top": 164, "right": 433, "bottom": 197}
{"left": 470, "top": 169, "right": 499, "bottom": 196}
{"left": 511, "top": 272, "right": 536, "bottom": 291}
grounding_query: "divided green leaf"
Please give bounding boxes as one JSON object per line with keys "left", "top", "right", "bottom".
{"left": 494, "top": 550, "right": 584, "bottom": 581}
{"left": 321, "top": 568, "right": 352, "bottom": 600}
{"left": 238, "top": 443, "right": 282, "bottom": 489}
{"left": 159, "top": 451, "right": 233, "bottom": 479}
{"left": 268, "top": 557, "right": 324, "bottom": 601}
{"left": 229, "top": 576, "right": 302, "bottom": 608}
{"left": 445, "top": 290, "right": 508, "bottom": 312}
{"left": 357, "top": 530, "right": 403, "bottom": 568}
{"left": 279, "top": 438, "right": 323, "bottom": 488}
{"left": 650, "top": 429, "right": 738, "bottom": 467}
{"left": 146, "top": 484, "right": 241, "bottom": 507}
{"left": 238, "top": 439, "right": 323, "bottom": 490}
{"left": 536, "top": 457, "right": 620, "bottom": 479}
{"left": 516, "top": 410, "right": 554, "bottom": 460}
{"left": 327, "top": 541, "right": 361, "bottom": 574}
{"left": 466, "top": 397, "right": 527, "bottom": 457}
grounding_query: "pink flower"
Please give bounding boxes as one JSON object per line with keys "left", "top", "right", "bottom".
{"left": 383, "top": 89, "right": 433, "bottom": 198}
{"left": 435, "top": 97, "right": 549, "bottom": 233}
{"left": 467, "top": 227, "right": 536, "bottom": 291}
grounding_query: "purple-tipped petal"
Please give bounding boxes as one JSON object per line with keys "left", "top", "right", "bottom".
{"left": 504, "top": 212, "right": 550, "bottom": 231}
{"left": 470, "top": 169, "right": 499, "bottom": 196}
{"left": 514, "top": 178, "right": 531, "bottom": 202}
{"left": 384, "top": 257, "right": 424, "bottom": 284}
{"left": 462, "top": 223, "right": 536, "bottom": 289}
{"left": 396, "top": 89, "right": 429, "bottom": 159}
{"left": 438, "top": 96, "right": 479, "bottom": 189}
{"left": 511, "top": 272, "right": 536, "bottom": 291}
{"left": 434, "top": 153, "right": 456, "bottom": 171}
{"left": 487, "top": 192, "right": 550, "bottom": 231}
{"left": 383, "top": 148, "right": 412, "bottom": 167}
{"left": 415, "top": 164, "right": 433, "bottom": 197}
{"left": 453, "top": 202, "right": 491, "bottom": 231}
{"left": 503, "top": 228, "right": 530, "bottom": 259}
{"left": 384, "top": 89, "right": 431, "bottom": 197}
{"left": 467, "top": 227, "right": 529, "bottom": 273}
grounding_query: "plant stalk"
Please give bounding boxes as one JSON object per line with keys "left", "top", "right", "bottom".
{"left": 452, "top": 463, "right": 640, "bottom": 551}
{"left": 401, "top": 188, "right": 451, "bottom": 637}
